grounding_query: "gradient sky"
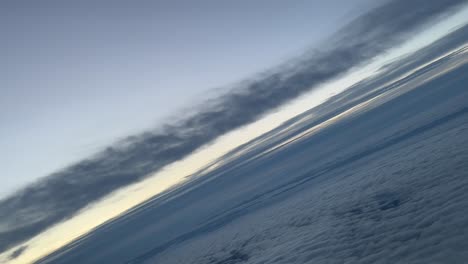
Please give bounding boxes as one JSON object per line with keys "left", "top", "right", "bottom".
{"left": 2, "top": 1, "right": 468, "bottom": 262}
{"left": 0, "top": 0, "right": 375, "bottom": 198}
{"left": 3, "top": 16, "right": 467, "bottom": 262}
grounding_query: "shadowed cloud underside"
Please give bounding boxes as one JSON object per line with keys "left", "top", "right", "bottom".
{"left": 0, "top": 0, "right": 466, "bottom": 256}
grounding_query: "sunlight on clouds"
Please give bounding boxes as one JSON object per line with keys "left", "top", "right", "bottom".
{"left": 2, "top": 6, "right": 467, "bottom": 263}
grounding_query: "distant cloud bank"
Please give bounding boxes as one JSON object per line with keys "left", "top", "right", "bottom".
{"left": 0, "top": 0, "right": 466, "bottom": 254}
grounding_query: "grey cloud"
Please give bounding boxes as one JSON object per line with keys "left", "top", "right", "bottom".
{"left": 200, "top": 24, "right": 468, "bottom": 173}
{"left": 0, "top": 0, "right": 466, "bottom": 254}
{"left": 38, "top": 44, "right": 468, "bottom": 263}
{"left": 137, "top": 45, "right": 468, "bottom": 264}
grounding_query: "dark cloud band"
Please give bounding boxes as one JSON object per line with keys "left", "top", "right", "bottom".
{"left": 0, "top": 0, "right": 466, "bottom": 254}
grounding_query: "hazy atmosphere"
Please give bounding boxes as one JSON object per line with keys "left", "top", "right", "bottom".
{"left": 1, "top": 0, "right": 373, "bottom": 197}
{"left": 2, "top": 1, "right": 468, "bottom": 263}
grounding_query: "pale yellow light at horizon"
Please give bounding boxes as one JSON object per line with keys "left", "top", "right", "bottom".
{"left": 1, "top": 8, "right": 467, "bottom": 263}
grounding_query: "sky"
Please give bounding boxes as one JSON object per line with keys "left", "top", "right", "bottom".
{"left": 4, "top": 17, "right": 467, "bottom": 263}
{"left": 0, "top": 0, "right": 374, "bottom": 198}
{"left": 1, "top": 0, "right": 468, "bottom": 263}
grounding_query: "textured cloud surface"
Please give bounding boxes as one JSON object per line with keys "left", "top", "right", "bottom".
{"left": 31, "top": 24, "right": 468, "bottom": 263}
{"left": 0, "top": 0, "right": 466, "bottom": 255}
{"left": 137, "top": 48, "right": 468, "bottom": 264}
{"left": 154, "top": 113, "right": 468, "bottom": 264}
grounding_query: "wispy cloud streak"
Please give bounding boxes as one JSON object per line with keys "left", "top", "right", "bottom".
{"left": 0, "top": 0, "right": 466, "bottom": 254}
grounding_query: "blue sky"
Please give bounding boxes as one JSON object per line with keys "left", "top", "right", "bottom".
{"left": 2, "top": 0, "right": 468, "bottom": 262}
{"left": 0, "top": 0, "right": 374, "bottom": 198}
